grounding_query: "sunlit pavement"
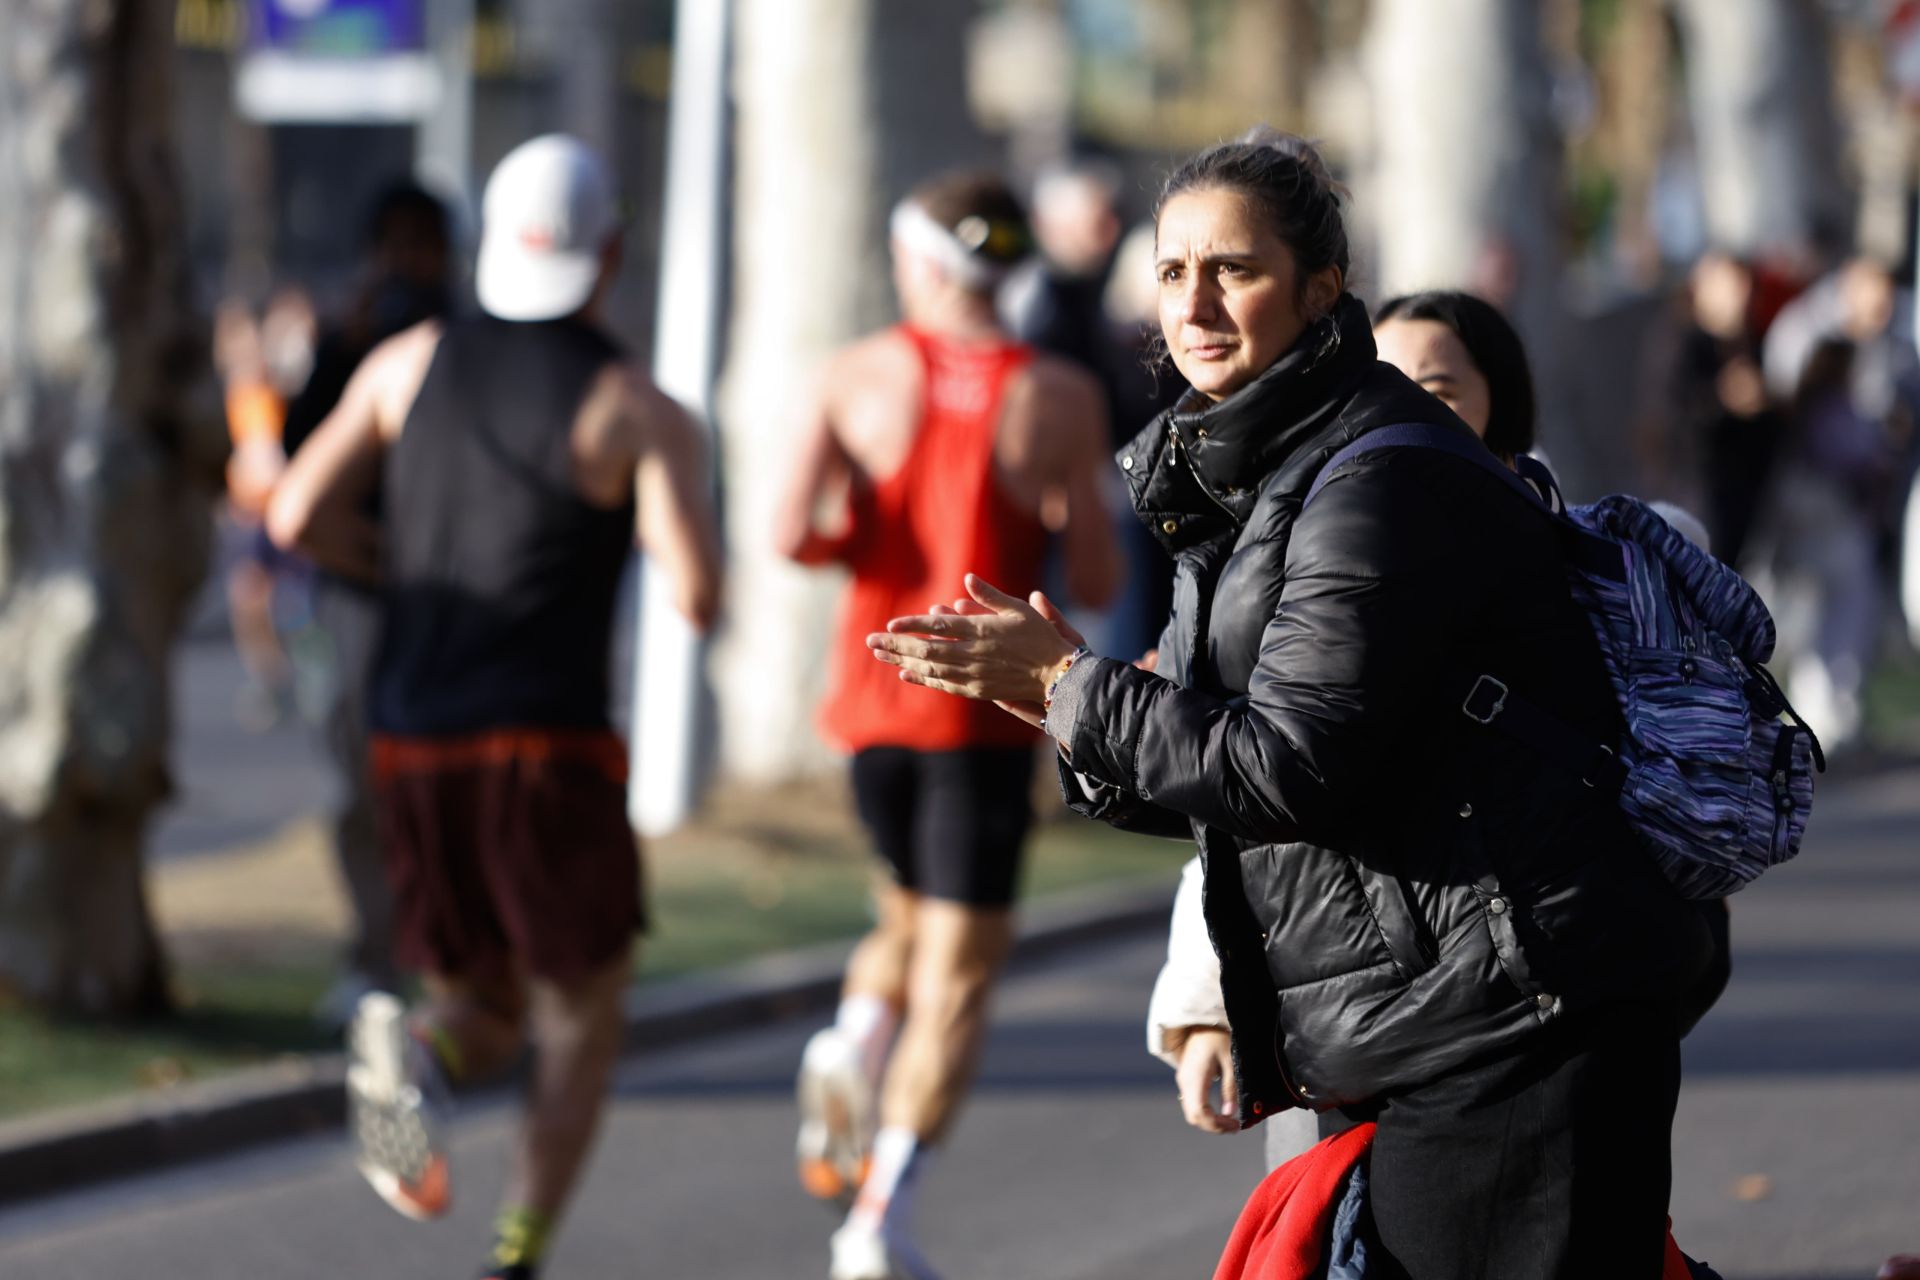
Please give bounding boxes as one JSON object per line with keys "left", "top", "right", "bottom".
{"left": 0, "top": 931, "right": 1250, "bottom": 1279}
{"left": 4, "top": 768, "right": 1913, "bottom": 1279}
{"left": 1667, "top": 764, "right": 1920, "bottom": 1279}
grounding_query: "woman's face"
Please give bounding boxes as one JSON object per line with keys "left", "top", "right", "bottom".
{"left": 1155, "top": 188, "right": 1338, "bottom": 403}
{"left": 1373, "top": 316, "right": 1492, "bottom": 439}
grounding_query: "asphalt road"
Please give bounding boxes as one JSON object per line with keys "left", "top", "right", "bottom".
{"left": 11, "top": 766, "right": 1916, "bottom": 1279}
{"left": 0, "top": 932, "right": 1254, "bottom": 1280}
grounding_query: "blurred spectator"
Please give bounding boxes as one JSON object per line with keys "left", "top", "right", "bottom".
{"left": 1761, "top": 255, "right": 1920, "bottom": 752}
{"left": 260, "top": 284, "right": 318, "bottom": 400}
{"left": 1667, "top": 251, "right": 1785, "bottom": 569}
{"left": 1763, "top": 255, "right": 1920, "bottom": 411}
{"left": 1003, "top": 159, "right": 1127, "bottom": 419}
{"left": 1005, "top": 168, "right": 1181, "bottom": 662}
{"left": 1092, "top": 221, "right": 1186, "bottom": 661}
{"left": 1765, "top": 337, "right": 1903, "bottom": 752}
{"left": 213, "top": 297, "right": 304, "bottom": 731}
{"left": 283, "top": 181, "right": 455, "bottom": 1026}
{"left": 284, "top": 184, "right": 454, "bottom": 454}
{"left": 1102, "top": 219, "right": 1190, "bottom": 434}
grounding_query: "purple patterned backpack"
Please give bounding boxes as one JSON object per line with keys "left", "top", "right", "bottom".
{"left": 1308, "top": 424, "right": 1825, "bottom": 898}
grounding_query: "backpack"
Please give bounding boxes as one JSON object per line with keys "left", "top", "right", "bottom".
{"left": 1305, "top": 423, "right": 1825, "bottom": 899}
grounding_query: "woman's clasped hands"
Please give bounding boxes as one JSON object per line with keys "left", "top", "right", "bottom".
{"left": 867, "top": 575, "right": 1086, "bottom": 731}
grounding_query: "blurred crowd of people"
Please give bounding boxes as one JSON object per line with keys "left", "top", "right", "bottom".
{"left": 1640, "top": 246, "right": 1920, "bottom": 755}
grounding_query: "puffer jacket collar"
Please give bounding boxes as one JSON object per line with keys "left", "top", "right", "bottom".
{"left": 1120, "top": 292, "right": 1377, "bottom": 554}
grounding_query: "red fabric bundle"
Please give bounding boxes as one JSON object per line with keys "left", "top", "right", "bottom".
{"left": 1213, "top": 1123, "right": 1701, "bottom": 1280}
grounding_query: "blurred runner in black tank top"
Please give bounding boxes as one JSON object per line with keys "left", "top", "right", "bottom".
{"left": 269, "top": 135, "right": 722, "bottom": 1280}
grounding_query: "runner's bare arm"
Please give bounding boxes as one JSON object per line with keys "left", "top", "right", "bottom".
{"left": 629, "top": 375, "right": 724, "bottom": 632}
{"left": 265, "top": 322, "right": 438, "bottom": 583}
{"left": 772, "top": 369, "right": 854, "bottom": 566}
{"left": 1040, "top": 363, "right": 1123, "bottom": 609}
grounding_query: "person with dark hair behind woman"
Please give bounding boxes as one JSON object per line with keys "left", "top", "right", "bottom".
{"left": 1373, "top": 290, "right": 1536, "bottom": 462}
{"left": 868, "top": 130, "right": 1712, "bottom": 1279}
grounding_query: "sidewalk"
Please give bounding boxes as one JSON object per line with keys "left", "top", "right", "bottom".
{"left": 1667, "top": 760, "right": 1920, "bottom": 1276}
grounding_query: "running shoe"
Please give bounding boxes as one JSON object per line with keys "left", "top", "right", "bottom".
{"left": 796, "top": 1026, "right": 874, "bottom": 1205}
{"left": 829, "top": 1221, "right": 940, "bottom": 1280}
{"left": 347, "top": 990, "right": 451, "bottom": 1221}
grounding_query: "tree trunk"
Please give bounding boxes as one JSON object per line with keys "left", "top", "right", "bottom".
{"left": 709, "top": 0, "right": 988, "bottom": 782}
{"left": 0, "top": 1, "right": 224, "bottom": 1014}
{"left": 1364, "top": 0, "right": 1560, "bottom": 326}
{"left": 1588, "top": 0, "right": 1676, "bottom": 287}
{"left": 1219, "top": 0, "right": 1318, "bottom": 134}
{"left": 1671, "top": 0, "right": 1846, "bottom": 256}
{"left": 1362, "top": 0, "right": 1581, "bottom": 480}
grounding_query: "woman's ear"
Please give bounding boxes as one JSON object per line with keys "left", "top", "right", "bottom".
{"left": 1303, "top": 266, "right": 1343, "bottom": 322}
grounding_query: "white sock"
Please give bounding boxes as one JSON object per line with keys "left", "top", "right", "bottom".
{"left": 835, "top": 994, "right": 900, "bottom": 1088}
{"left": 845, "top": 1126, "right": 927, "bottom": 1237}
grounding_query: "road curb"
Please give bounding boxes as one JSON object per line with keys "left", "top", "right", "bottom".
{"left": 0, "top": 879, "right": 1174, "bottom": 1207}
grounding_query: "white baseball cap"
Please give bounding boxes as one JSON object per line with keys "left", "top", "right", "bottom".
{"left": 475, "top": 134, "right": 618, "bottom": 322}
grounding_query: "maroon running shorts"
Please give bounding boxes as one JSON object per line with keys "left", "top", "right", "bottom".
{"left": 371, "top": 728, "right": 645, "bottom": 985}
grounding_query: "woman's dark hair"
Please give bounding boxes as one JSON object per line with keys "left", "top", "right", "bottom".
{"left": 908, "top": 170, "right": 1034, "bottom": 269}
{"left": 1155, "top": 126, "right": 1349, "bottom": 300}
{"left": 1373, "top": 290, "right": 1537, "bottom": 460}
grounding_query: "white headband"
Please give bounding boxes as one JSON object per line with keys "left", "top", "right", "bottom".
{"left": 889, "top": 200, "right": 1011, "bottom": 290}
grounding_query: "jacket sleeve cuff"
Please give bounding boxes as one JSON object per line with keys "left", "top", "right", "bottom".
{"left": 1043, "top": 651, "right": 1104, "bottom": 752}
{"left": 1056, "top": 656, "right": 1150, "bottom": 792}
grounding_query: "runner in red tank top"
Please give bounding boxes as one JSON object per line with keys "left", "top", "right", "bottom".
{"left": 819, "top": 324, "right": 1050, "bottom": 753}
{"left": 775, "top": 171, "right": 1120, "bottom": 1280}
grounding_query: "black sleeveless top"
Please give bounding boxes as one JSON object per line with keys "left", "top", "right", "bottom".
{"left": 372, "top": 314, "right": 634, "bottom": 736}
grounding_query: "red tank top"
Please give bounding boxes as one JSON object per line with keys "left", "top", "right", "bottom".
{"left": 820, "top": 326, "right": 1049, "bottom": 752}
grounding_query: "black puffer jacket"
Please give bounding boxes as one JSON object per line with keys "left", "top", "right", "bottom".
{"left": 1062, "top": 295, "right": 1710, "bottom": 1125}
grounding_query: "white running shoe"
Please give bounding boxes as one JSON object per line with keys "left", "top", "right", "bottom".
{"left": 346, "top": 991, "right": 451, "bottom": 1221}
{"left": 829, "top": 1222, "right": 940, "bottom": 1280}
{"left": 829, "top": 1222, "right": 895, "bottom": 1280}
{"left": 797, "top": 1026, "right": 875, "bottom": 1205}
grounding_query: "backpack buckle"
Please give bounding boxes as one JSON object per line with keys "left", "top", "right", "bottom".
{"left": 1463, "top": 675, "right": 1509, "bottom": 725}
{"left": 1582, "top": 745, "right": 1620, "bottom": 790}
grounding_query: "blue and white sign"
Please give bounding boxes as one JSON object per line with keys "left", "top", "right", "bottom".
{"left": 237, "top": 0, "right": 439, "bottom": 123}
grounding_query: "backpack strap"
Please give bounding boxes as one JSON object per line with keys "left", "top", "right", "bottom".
{"left": 1514, "top": 454, "right": 1565, "bottom": 512}
{"left": 1303, "top": 424, "right": 1635, "bottom": 793}
{"left": 1304, "top": 423, "right": 1626, "bottom": 584}
{"left": 1459, "top": 673, "right": 1629, "bottom": 795}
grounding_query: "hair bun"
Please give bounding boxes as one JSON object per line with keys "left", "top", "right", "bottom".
{"left": 1236, "top": 125, "right": 1340, "bottom": 199}
{"left": 1156, "top": 125, "right": 1352, "bottom": 288}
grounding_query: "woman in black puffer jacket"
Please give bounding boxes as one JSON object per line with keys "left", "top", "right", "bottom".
{"left": 867, "top": 129, "right": 1712, "bottom": 1279}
